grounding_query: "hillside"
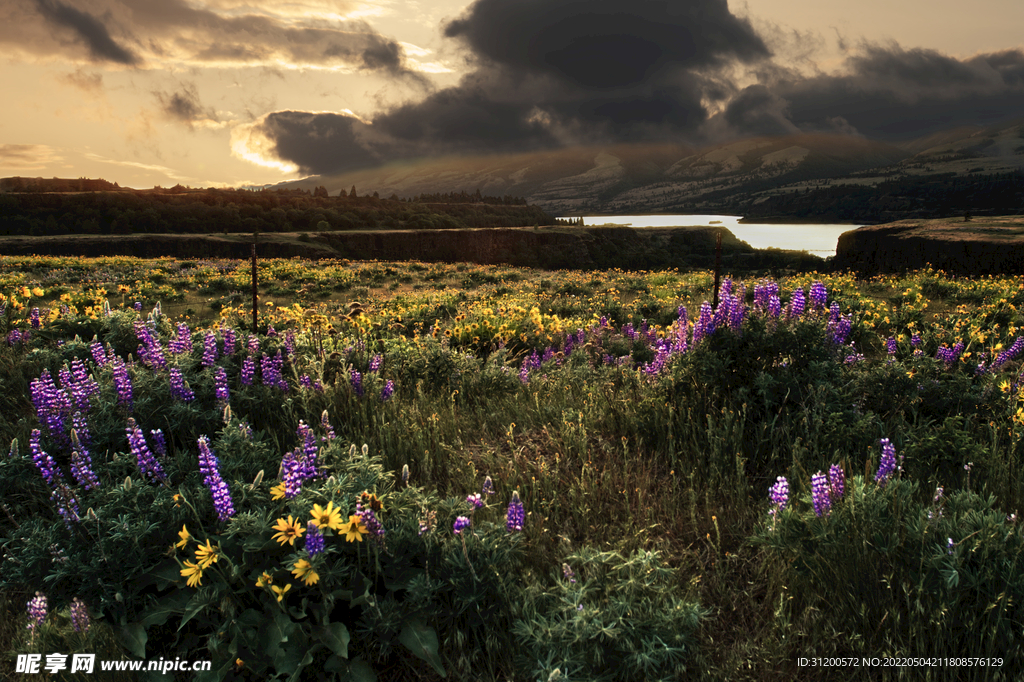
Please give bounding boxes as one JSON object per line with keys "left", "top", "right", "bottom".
{"left": 282, "top": 120, "right": 1024, "bottom": 221}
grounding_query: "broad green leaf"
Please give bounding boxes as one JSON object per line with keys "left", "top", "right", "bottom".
{"left": 398, "top": 619, "right": 446, "bottom": 678}
{"left": 286, "top": 648, "right": 316, "bottom": 682}
{"left": 119, "top": 623, "right": 147, "bottom": 659}
{"left": 350, "top": 658, "right": 378, "bottom": 682}
{"left": 322, "top": 621, "right": 350, "bottom": 658}
{"left": 139, "top": 590, "right": 190, "bottom": 628}
{"left": 178, "top": 592, "right": 211, "bottom": 631}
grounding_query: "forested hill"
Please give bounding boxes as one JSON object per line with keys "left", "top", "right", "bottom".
{"left": 0, "top": 181, "right": 554, "bottom": 236}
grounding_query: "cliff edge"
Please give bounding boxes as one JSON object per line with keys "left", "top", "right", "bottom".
{"left": 832, "top": 216, "right": 1024, "bottom": 275}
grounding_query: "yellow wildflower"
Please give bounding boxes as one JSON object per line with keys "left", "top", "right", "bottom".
{"left": 309, "top": 501, "right": 343, "bottom": 531}
{"left": 291, "top": 559, "right": 320, "bottom": 586}
{"left": 271, "top": 515, "right": 305, "bottom": 546}
{"left": 195, "top": 539, "right": 219, "bottom": 569}
{"left": 180, "top": 560, "right": 203, "bottom": 588}
{"left": 270, "top": 482, "right": 287, "bottom": 501}
{"left": 341, "top": 515, "right": 369, "bottom": 543}
{"left": 271, "top": 584, "right": 291, "bottom": 602}
{"left": 256, "top": 572, "right": 274, "bottom": 588}
{"left": 175, "top": 525, "right": 190, "bottom": 550}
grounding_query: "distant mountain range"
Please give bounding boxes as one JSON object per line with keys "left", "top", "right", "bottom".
{"left": 278, "top": 119, "right": 1024, "bottom": 218}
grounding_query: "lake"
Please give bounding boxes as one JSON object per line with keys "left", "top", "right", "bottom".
{"left": 556, "top": 215, "right": 862, "bottom": 259}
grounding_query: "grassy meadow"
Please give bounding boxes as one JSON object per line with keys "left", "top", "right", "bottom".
{"left": 1, "top": 254, "right": 1023, "bottom": 681}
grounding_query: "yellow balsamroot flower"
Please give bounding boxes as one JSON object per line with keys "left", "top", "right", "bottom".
{"left": 20, "top": 286, "right": 31, "bottom": 297}
{"left": 180, "top": 560, "right": 204, "bottom": 588}
{"left": 256, "top": 572, "right": 274, "bottom": 588}
{"left": 32, "top": 287, "right": 44, "bottom": 297}
{"left": 291, "top": 559, "right": 320, "bottom": 586}
{"left": 272, "top": 515, "right": 305, "bottom": 546}
{"left": 341, "top": 515, "right": 369, "bottom": 543}
{"left": 270, "top": 482, "right": 287, "bottom": 501}
{"left": 271, "top": 584, "right": 292, "bottom": 602}
{"left": 195, "top": 539, "right": 219, "bottom": 569}
{"left": 175, "top": 525, "right": 190, "bottom": 550}
{"left": 309, "top": 501, "right": 343, "bottom": 531}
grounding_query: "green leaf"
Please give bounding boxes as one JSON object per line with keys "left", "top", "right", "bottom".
{"left": 119, "top": 623, "right": 147, "bottom": 659}
{"left": 322, "top": 621, "right": 350, "bottom": 658}
{"left": 260, "top": 608, "right": 297, "bottom": 664}
{"left": 398, "top": 619, "right": 446, "bottom": 678}
{"left": 139, "top": 590, "right": 191, "bottom": 628}
{"left": 151, "top": 560, "right": 187, "bottom": 589}
{"left": 286, "top": 648, "right": 316, "bottom": 682}
{"left": 350, "top": 658, "right": 378, "bottom": 682}
{"left": 178, "top": 592, "right": 211, "bottom": 632}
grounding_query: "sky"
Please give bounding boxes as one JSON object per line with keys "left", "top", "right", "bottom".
{"left": 0, "top": 0, "right": 1022, "bottom": 188}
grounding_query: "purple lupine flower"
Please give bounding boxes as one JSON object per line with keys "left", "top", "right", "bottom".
{"left": 169, "top": 322, "right": 192, "bottom": 355}
{"left": 562, "top": 562, "right": 576, "bottom": 583}
{"left": 767, "top": 294, "right": 781, "bottom": 319}
{"left": 769, "top": 476, "right": 788, "bottom": 516}
{"left": 240, "top": 356, "right": 255, "bottom": 385}
{"left": 357, "top": 502, "right": 385, "bottom": 541}
{"left": 692, "top": 301, "right": 714, "bottom": 345}
{"left": 70, "top": 598, "right": 90, "bottom": 633}
{"left": 947, "top": 537, "right": 955, "bottom": 555}
{"left": 886, "top": 337, "right": 897, "bottom": 356}
{"left": 222, "top": 327, "right": 237, "bottom": 355}
{"left": 788, "top": 289, "right": 806, "bottom": 319}
{"left": 369, "top": 354, "right": 383, "bottom": 372}
{"left": 519, "top": 361, "right": 531, "bottom": 385}
{"left": 305, "top": 522, "right": 324, "bottom": 556}
{"left": 506, "top": 490, "right": 525, "bottom": 532}
{"left": 214, "top": 367, "right": 229, "bottom": 405}
{"left": 811, "top": 471, "right": 831, "bottom": 517}
{"left": 126, "top": 418, "right": 167, "bottom": 483}
{"left": 828, "top": 463, "right": 845, "bottom": 502}
{"left": 26, "top": 592, "right": 47, "bottom": 633}
{"left": 197, "top": 436, "right": 234, "bottom": 522}
{"left": 453, "top": 516, "right": 471, "bottom": 535}
{"left": 992, "top": 336, "right": 1024, "bottom": 371}
{"left": 466, "top": 493, "right": 484, "bottom": 509}
{"left": 169, "top": 367, "right": 195, "bottom": 402}
{"left": 29, "top": 307, "right": 41, "bottom": 329}
{"left": 321, "top": 410, "right": 335, "bottom": 441}
{"left": 69, "top": 430, "right": 100, "bottom": 491}
{"left": 809, "top": 281, "right": 828, "bottom": 310}
{"left": 284, "top": 330, "right": 295, "bottom": 357}
{"left": 8, "top": 329, "right": 23, "bottom": 345}
{"left": 150, "top": 429, "right": 167, "bottom": 457}
{"left": 936, "top": 342, "right": 964, "bottom": 367}
{"left": 875, "top": 438, "right": 897, "bottom": 485}
{"left": 350, "top": 370, "right": 364, "bottom": 397}
{"left": 266, "top": 324, "right": 277, "bottom": 337}
{"left": 71, "top": 411, "right": 91, "bottom": 448}
{"left": 247, "top": 335, "right": 260, "bottom": 354}
{"left": 281, "top": 449, "right": 305, "bottom": 499}
{"left": 133, "top": 301, "right": 143, "bottom": 311}
{"left": 482, "top": 476, "right": 495, "bottom": 496}
{"left": 133, "top": 321, "right": 166, "bottom": 370}
{"left": 711, "top": 294, "right": 730, "bottom": 332}
{"left": 202, "top": 332, "right": 219, "bottom": 367}
{"left": 51, "top": 483, "right": 80, "bottom": 526}
{"left": 380, "top": 380, "right": 395, "bottom": 402}
{"left": 300, "top": 374, "right": 312, "bottom": 388}
{"left": 541, "top": 347, "right": 555, "bottom": 364}
{"left": 90, "top": 341, "right": 109, "bottom": 367}
{"left": 296, "top": 421, "right": 319, "bottom": 480}
{"left": 728, "top": 293, "right": 745, "bottom": 333}
{"left": 30, "top": 429, "right": 61, "bottom": 488}
{"left": 111, "top": 358, "right": 133, "bottom": 408}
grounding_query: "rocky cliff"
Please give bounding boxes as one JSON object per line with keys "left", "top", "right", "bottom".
{"left": 832, "top": 216, "right": 1024, "bottom": 275}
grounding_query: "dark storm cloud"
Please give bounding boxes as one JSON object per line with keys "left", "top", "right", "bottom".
{"left": 715, "top": 44, "right": 1024, "bottom": 140}
{"left": 33, "top": 0, "right": 137, "bottom": 65}
{"left": 443, "top": 0, "right": 770, "bottom": 88}
{"left": 250, "top": 0, "right": 775, "bottom": 174}
{"left": 252, "top": 111, "right": 386, "bottom": 175}
{"left": 155, "top": 83, "right": 217, "bottom": 129}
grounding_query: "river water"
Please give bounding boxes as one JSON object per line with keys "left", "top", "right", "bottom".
{"left": 557, "top": 214, "right": 862, "bottom": 259}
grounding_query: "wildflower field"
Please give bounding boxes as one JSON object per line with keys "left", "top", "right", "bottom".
{"left": 2, "top": 254, "right": 1024, "bottom": 681}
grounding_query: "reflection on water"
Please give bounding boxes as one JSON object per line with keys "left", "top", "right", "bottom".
{"left": 558, "top": 214, "right": 863, "bottom": 258}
